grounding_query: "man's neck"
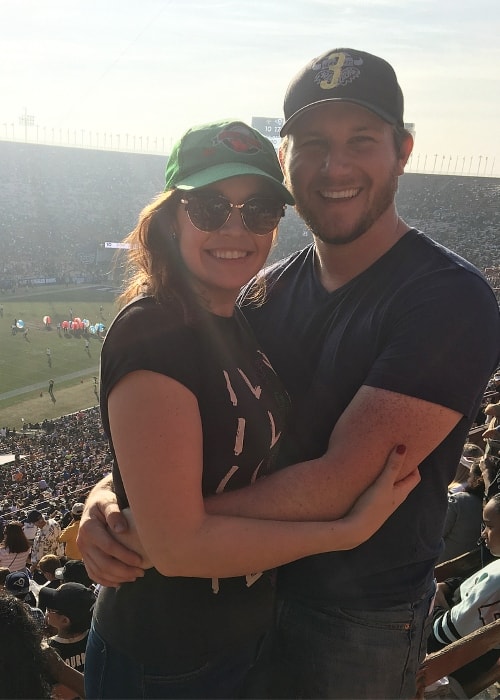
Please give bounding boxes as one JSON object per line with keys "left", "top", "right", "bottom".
{"left": 313, "top": 213, "right": 410, "bottom": 292}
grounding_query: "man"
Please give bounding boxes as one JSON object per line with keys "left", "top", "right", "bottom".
{"left": 59, "top": 503, "right": 85, "bottom": 560}
{"left": 78, "top": 48, "right": 500, "bottom": 698}
{"left": 27, "top": 509, "right": 64, "bottom": 575}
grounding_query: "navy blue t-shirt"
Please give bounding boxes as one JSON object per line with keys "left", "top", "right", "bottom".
{"left": 240, "top": 230, "right": 500, "bottom": 607}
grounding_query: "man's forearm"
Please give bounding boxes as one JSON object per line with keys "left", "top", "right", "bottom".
{"left": 206, "top": 453, "right": 364, "bottom": 521}
{"left": 207, "top": 387, "right": 461, "bottom": 522}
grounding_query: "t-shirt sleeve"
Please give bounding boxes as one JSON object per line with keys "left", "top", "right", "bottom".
{"left": 100, "top": 301, "right": 201, "bottom": 402}
{"left": 365, "top": 269, "right": 500, "bottom": 419}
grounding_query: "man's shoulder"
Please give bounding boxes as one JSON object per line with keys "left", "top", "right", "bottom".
{"left": 396, "top": 231, "right": 499, "bottom": 322}
{"left": 239, "top": 245, "right": 314, "bottom": 307}
{"left": 407, "top": 230, "right": 490, "bottom": 283}
{"left": 262, "top": 245, "right": 314, "bottom": 278}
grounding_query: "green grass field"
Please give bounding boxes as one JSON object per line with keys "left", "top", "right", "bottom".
{"left": 0, "top": 285, "right": 119, "bottom": 429}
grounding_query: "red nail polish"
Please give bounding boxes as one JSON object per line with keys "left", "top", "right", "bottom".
{"left": 396, "top": 444, "right": 406, "bottom": 454}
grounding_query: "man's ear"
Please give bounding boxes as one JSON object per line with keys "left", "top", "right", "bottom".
{"left": 278, "top": 138, "right": 291, "bottom": 190}
{"left": 398, "top": 133, "right": 414, "bottom": 175}
{"left": 278, "top": 144, "right": 286, "bottom": 170}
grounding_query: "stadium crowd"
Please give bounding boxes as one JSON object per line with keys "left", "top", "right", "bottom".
{"left": 0, "top": 408, "right": 111, "bottom": 697}
{"left": 0, "top": 407, "right": 111, "bottom": 528}
{"left": 0, "top": 141, "right": 499, "bottom": 293}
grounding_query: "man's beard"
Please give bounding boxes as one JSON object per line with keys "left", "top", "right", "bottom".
{"left": 293, "top": 167, "right": 399, "bottom": 246}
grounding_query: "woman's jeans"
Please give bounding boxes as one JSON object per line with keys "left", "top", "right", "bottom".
{"left": 84, "top": 623, "right": 264, "bottom": 699}
{"left": 243, "top": 584, "right": 436, "bottom": 699}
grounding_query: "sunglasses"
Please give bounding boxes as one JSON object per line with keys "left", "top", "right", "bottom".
{"left": 179, "top": 194, "right": 285, "bottom": 236}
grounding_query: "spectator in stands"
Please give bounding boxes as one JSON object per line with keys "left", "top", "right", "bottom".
{"left": 0, "top": 520, "right": 30, "bottom": 571}
{"left": 429, "top": 493, "right": 500, "bottom": 687}
{"left": 0, "top": 589, "right": 85, "bottom": 700}
{"left": 483, "top": 397, "right": 500, "bottom": 447}
{"left": 40, "top": 582, "right": 95, "bottom": 674}
{"left": 81, "top": 118, "right": 417, "bottom": 700}
{"left": 80, "top": 49, "right": 500, "bottom": 699}
{"left": 58, "top": 502, "right": 84, "bottom": 560}
{"left": 4, "top": 570, "right": 44, "bottom": 628}
{"left": 438, "top": 459, "right": 486, "bottom": 563}
{"left": 448, "top": 443, "right": 484, "bottom": 494}
{"left": 38, "top": 554, "right": 63, "bottom": 592}
{"left": 27, "top": 509, "right": 63, "bottom": 581}
{"left": 479, "top": 454, "right": 500, "bottom": 500}
{"left": 56, "top": 558, "right": 94, "bottom": 588}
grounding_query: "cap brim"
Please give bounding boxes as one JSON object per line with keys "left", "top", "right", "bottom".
{"left": 174, "top": 163, "right": 294, "bottom": 205}
{"left": 38, "top": 584, "right": 58, "bottom": 607}
{"left": 280, "top": 98, "right": 400, "bottom": 136}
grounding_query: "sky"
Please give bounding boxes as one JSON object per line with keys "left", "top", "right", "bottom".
{"left": 2, "top": 0, "right": 500, "bottom": 176}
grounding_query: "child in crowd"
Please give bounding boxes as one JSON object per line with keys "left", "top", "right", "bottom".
{"left": 39, "top": 582, "right": 96, "bottom": 674}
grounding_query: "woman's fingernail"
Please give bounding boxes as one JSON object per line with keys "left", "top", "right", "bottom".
{"left": 396, "top": 444, "right": 407, "bottom": 454}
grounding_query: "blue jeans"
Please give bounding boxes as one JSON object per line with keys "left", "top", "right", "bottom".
{"left": 84, "top": 624, "right": 265, "bottom": 699}
{"left": 243, "top": 585, "right": 436, "bottom": 699}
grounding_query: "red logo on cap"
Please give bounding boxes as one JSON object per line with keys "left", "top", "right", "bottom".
{"left": 214, "top": 125, "right": 262, "bottom": 154}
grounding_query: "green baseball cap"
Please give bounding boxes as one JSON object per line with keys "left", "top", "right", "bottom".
{"left": 164, "top": 120, "right": 294, "bottom": 205}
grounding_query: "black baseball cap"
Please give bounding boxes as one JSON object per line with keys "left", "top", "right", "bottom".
{"left": 38, "top": 582, "right": 95, "bottom": 622}
{"left": 281, "top": 48, "right": 404, "bottom": 136}
{"left": 55, "top": 559, "right": 93, "bottom": 587}
{"left": 26, "top": 510, "right": 43, "bottom": 523}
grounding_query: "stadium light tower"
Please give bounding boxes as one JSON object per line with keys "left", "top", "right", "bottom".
{"left": 19, "top": 108, "right": 35, "bottom": 142}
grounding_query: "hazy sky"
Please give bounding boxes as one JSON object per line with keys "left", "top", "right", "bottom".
{"left": 2, "top": 0, "right": 500, "bottom": 175}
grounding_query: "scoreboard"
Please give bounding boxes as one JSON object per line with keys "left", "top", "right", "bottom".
{"left": 251, "top": 117, "right": 284, "bottom": 148}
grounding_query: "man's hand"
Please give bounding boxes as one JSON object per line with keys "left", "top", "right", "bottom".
{"left": 433, "top": 582, "right": 452, "bottom": 610}
{"left": 77, "top": 475, "right": 145, "bottom": 587}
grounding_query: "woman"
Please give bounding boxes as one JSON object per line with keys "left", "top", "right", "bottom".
{"left": 0, "top": 521, "right": 30, "bottom": 572}
{"left": 84, "top": 119, "right": 419, "bottom": 699}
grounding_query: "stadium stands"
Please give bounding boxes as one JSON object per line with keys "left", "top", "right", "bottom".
{"left": 0, "top": 141, "right": 498, "bottom": 290}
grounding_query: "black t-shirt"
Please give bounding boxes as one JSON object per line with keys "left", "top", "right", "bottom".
{"left": 240, "top": 230, "right": 500, "bottom": 607}
{"left": 94, "top": 297, "right": 290, "bottom": 668}
{"left": 49, "top": 631, "right": 88, "bottom": 673}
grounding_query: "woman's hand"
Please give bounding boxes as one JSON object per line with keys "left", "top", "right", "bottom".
{"left": 77, "top": 476, "right": 146, "bottom": 587}
{"left": 114, "top": 508, "right": 153, "bottom": 569}
{"left": 341, "top": 445, "right": 420, "bottom": 547}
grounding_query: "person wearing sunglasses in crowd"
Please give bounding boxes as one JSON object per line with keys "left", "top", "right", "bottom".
{"left": 82, "top": 119, "right": 418, "bottom": 699}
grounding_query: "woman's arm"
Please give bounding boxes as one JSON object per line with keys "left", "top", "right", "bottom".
{"left": 107, "top": 370, "right": 418, "bottom": 579}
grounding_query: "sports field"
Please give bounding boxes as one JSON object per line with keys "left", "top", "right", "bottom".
{"left": 0, "top": 284, "right": 119, "bottom": 429}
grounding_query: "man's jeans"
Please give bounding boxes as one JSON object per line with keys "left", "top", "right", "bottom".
{"left": 244, "top": 585, "right": 435, "bottom": 699}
